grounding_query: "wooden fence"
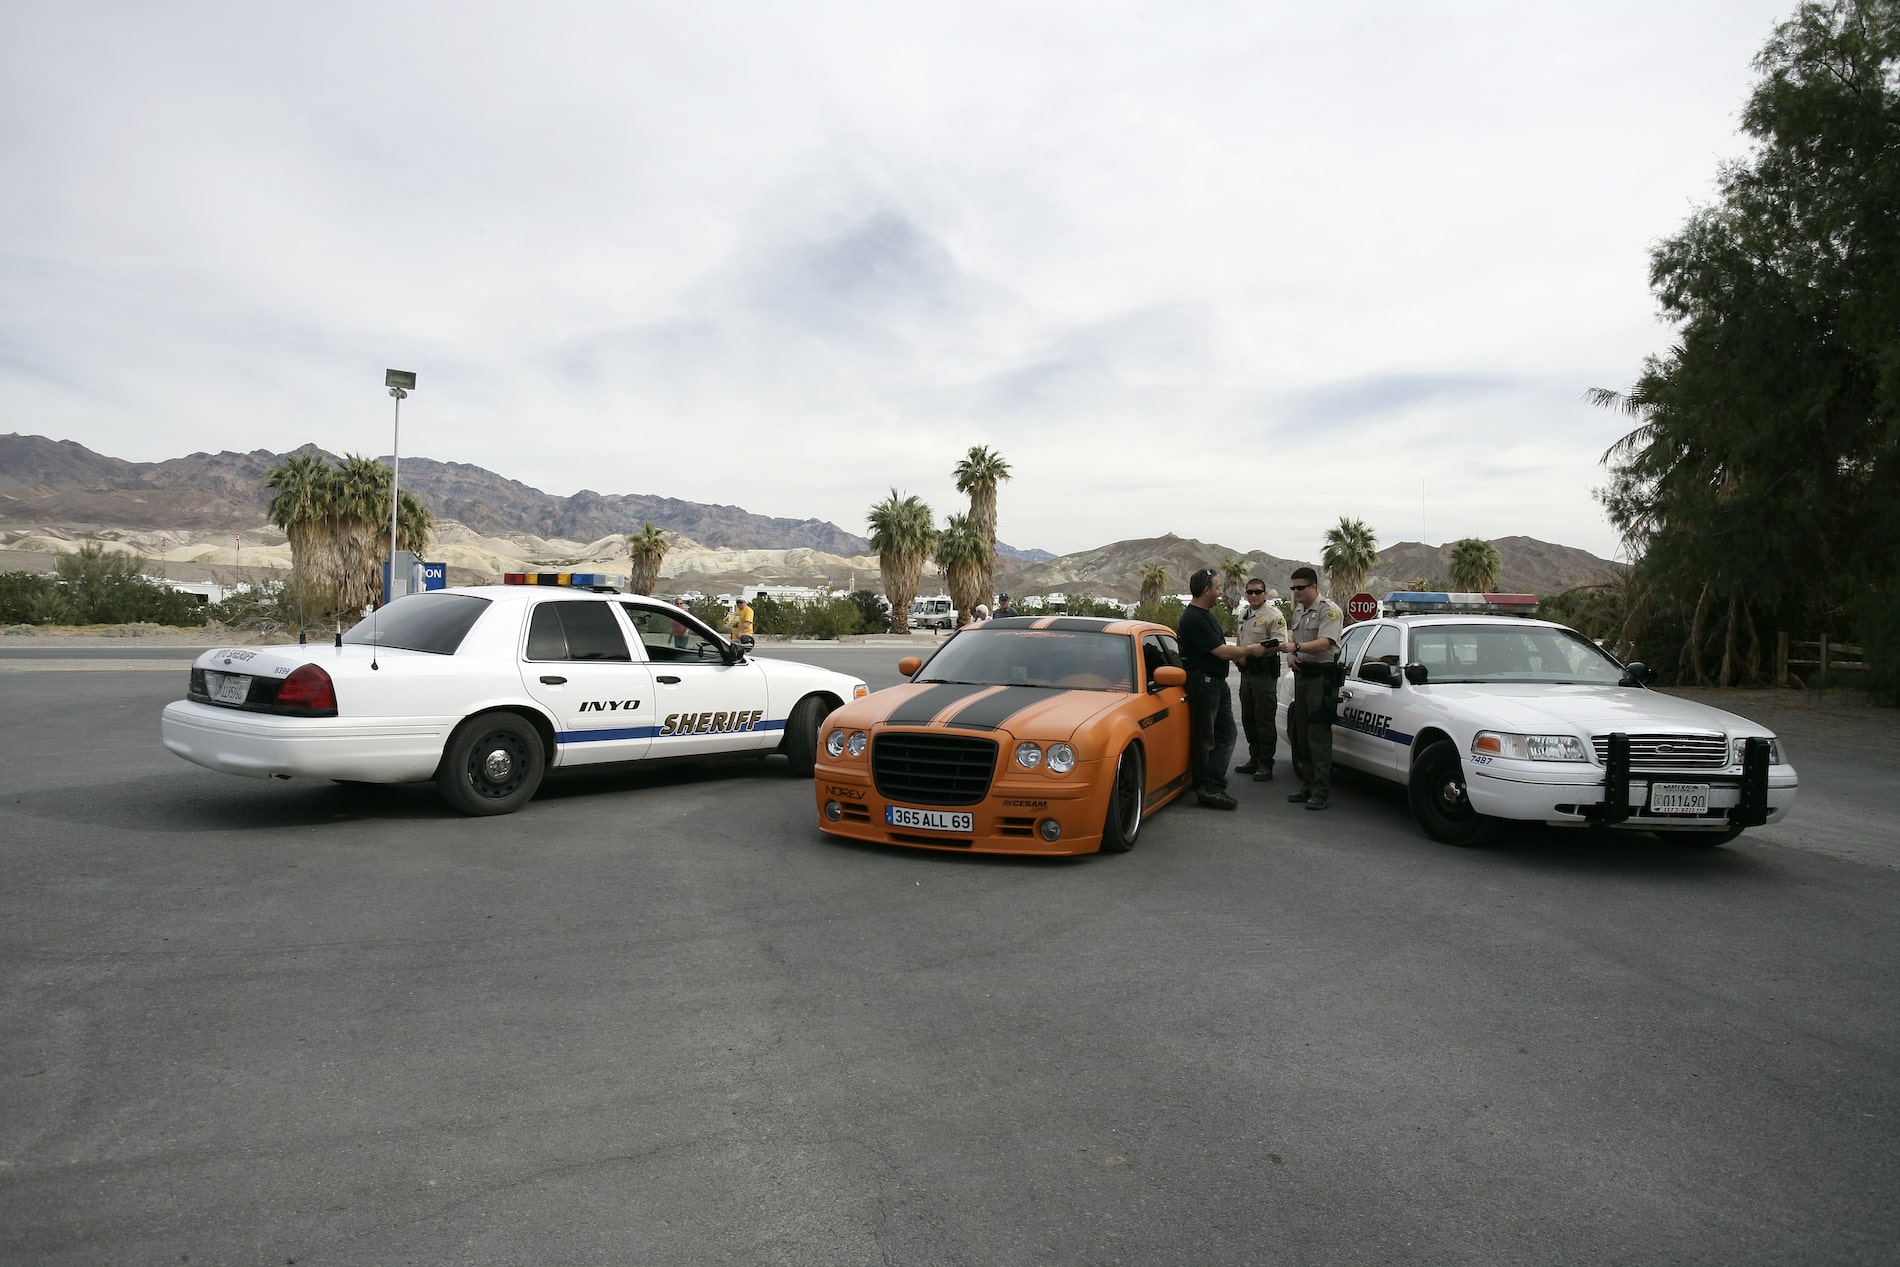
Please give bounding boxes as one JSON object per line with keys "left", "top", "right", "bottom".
{"left": 1776, "top": 632, "right": 1867, "bottom": 686}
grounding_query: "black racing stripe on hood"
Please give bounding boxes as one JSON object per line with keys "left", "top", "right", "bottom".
{"left": 946, "top": 685, "right": 1069, "bottom": 731}
{"left": 885, "top": 682, "right": 995, "bottom": 724}
{"left": 1038, "top": 617, "right": 1112, "bottom": 632}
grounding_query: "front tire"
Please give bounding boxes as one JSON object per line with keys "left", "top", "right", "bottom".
{"left": 1099, "top": 745, "right": 1145, "bottom": 853}
{"left": 1408, "top": 739, "right": 1495, "bottom": 846}
{"left": 437, "top": 713, "right": 544, "bottom": 815}
{"left": 784, "top": 695, "right": 827, "bottom": 777}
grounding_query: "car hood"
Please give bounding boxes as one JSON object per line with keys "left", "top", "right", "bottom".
{"left": 1417, "top": 683, "right": 1777, "bottom": 738}
{"left": 838, "top": 680, "right": 1129, "bottom": 740}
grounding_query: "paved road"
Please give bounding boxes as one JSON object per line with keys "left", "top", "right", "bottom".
{"left": 1, "top": 658, "right": 1895, "bottom": 1265}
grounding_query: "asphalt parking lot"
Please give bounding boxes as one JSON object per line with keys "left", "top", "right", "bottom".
{"left": 2, "top": 644, "right": 1896, "bottom": 1266}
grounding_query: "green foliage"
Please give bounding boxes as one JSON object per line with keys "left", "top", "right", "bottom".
{"left": 868, "top": 488, "right": 938, "bottom": 634}
{"left": 0, "top": 571, "right": 71, "bottom": 624}
{"left": 1448, "top": 538, "right": 1502, "bottom": 593}
{"left": 209, "top": 578, "right": 312, "bottom": 632}
{"left": 55, "top": 542, "right": 208, "bottom": 625}
{"left": 683, "top": 597, "right": 732, "bottom": 629}
{"left": 1322, "top": 518, "right": 1378, "bottom": 597}
{"left": 781, "top": 597, "right": 864, "bottom": 640}
{"left": 1537, "top": 584, "right": 1627, "bottom": 644}
{"left": 1853, "top": 573, "right": 1900, "bottom": 704}
{"left": 843, "top": 589, "right": 888, "bottom": 632}
{"left": 1592, "top": 0, "right": 1900, "bottom": 685}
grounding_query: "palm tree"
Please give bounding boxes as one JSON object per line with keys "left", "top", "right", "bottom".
{"left": 1221, "top": 556, "right": 1249, "bottom": 608}
{"left": 1138, "top": 563, "right": 1168, "bottom": 610}
{"left": 331, "top": 454, "right": 395, "bottom": 612}
{"left": 626, "top": 522, "right": 668, "bottom": 596}
{"left": 395, "top": 491, "right": 433, "bottom": 557}
{"left": 1322, "top": 517, "right": 1378, "bottom": 599}
{"left": 1448, "top": 537, "right": 1501, "bottom": 594}
{"left": 264, "top": 452, "right": 336, "bottom": 599}
{"left": 934, "top": 513, "right": 989, "bottom": 627}
{"left": 867, "top": 489, "right": 938, "bottom": 634}
{"left": 953, "top": 446, "right": 1011, "bottom": 613}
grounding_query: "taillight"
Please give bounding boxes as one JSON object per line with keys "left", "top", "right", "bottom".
{"left": 188, "top": 667, "right": 207, "bottom": 699}
{"left": 274, "top": 664, "right": 338, "bottom": 715}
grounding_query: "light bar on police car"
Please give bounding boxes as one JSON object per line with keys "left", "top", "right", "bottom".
{"left": 1382, "top": 592, "right": 1539, "bottom": 615}
{"left": 503, "top": 572, "right": 627, "bottom": 592}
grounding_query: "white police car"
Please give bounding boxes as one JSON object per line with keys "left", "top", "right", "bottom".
{"left": 1277, "top": 593, "right": 1798, "bottom": 845}
{"left": 161, "top": 573, "right": 868, "bottom": 815}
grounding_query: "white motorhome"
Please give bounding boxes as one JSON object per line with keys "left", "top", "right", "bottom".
{"left": 908, "top": 595, "right": 957, "bottom": 630}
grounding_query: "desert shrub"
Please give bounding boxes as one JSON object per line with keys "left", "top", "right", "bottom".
{"left": 782, "top": 597, "right": 863, "bottom": 640}
{"left": 683, "top": 597, "right": 733, "bottom": 630}
{"left": 0, "top": 572, "right": 72, "bottom": 625}
{"left": 843, "top": 589, "right": 887, "bottom": 633}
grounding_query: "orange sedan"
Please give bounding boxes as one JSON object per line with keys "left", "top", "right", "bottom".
{"left": 814, "top": 616, "right": 1194, "bottom": 856}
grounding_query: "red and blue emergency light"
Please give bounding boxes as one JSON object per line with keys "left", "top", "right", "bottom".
{"left": 1382, "top": 592, "right": 1539, "bottom": 616}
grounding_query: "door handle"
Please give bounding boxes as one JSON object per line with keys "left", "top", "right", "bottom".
{"left": 540, "top": 675, "right": 567, "bottom": 685}
{"left": 657, "top": 675, "right": 681, "bottom": 684}
{"left": 1340, "top": 688, "right": 1354, "bottom": 700}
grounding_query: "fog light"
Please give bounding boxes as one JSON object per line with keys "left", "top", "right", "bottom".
{"left": 1038, "top": 819, "right": 1062, "bottom": 842}
{"left": 824, "top": 801, "right": 843, "bottom": 821}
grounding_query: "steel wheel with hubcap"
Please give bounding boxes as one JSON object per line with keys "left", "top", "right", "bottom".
{"left": 1408, "top": 738, "right": 1495, "bottom": 846}
{"left": 437, "top": 713, "right": 544, "bottom": 815}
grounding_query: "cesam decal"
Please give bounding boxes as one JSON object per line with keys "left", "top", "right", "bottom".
{"left": 660, "top": 709, "right": 766, "bottom": 736}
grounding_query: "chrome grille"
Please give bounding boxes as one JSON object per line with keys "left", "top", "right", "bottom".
{"left": 872, "top": 733, "right": 998, "bottom": 806}
{"left": 1592, "top": 732, "right": 1729, "bottom": 770}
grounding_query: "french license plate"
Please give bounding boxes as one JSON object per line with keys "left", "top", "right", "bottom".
{"left": 886, "top": 805, "right": 974, "bottom": 833}
{"left": 1648, "top": 783, "right": 1710, "bottom": 815}
{"left": 209, "top": 672, "right": 251, "bottom": 705}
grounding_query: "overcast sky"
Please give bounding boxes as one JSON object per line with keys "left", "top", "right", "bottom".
{"left": 3, "top": 1, "right": 1795, "bottom": 562}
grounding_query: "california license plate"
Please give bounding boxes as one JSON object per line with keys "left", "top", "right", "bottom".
{"left": 209, "top": 672, "right": 251, "bottom": 705}
{"left": 886, "top": 805, "right": 974, "bottom": 833}
{"left": 1648, "top": 783, "right": 1710, "bottom": 815}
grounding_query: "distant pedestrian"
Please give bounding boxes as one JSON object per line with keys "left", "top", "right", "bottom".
{"left": 994, "top": 594, "right": 1015, "bottom": 619}
{"left": 1176, "top": 567, "right": 1249, "bottom": 809}
{"left": 967, "top": 603, "right": 990, "bottom": 626}
{"left": 1284, "top": 566, "right": 1344, "bottom": 811}
{"left": 1235, "top": 578, "right": 1288, "bottom": 782}
{"left": 728, "top": 595, "right": 755, "bottom": 645}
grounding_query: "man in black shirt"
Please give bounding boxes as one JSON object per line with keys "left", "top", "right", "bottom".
{"left": 1175, "top": 567, "right": 1248, "bottom": 809}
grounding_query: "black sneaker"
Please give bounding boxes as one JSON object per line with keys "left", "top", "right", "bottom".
{"left": 1252, "top": 765, "right": 1273, "bottom": 782}
{"left": 1304, "top": 795, "right": 1329, "bottom": 811}
{"left": 1286, "top": 789, "right": 1311, "bottom": 803}
{"left": 1234, "top": 760, "right": 1260, "bottom": 775}
{"left": 1197, "top": 790, "right": 1238, "bottom": 810}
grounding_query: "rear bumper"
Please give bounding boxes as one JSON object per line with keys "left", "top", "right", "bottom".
{"left": 161, "top": 700, "right": 450, "bottom": 784}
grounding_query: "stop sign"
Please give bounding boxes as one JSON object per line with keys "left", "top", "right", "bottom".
{"left": 1347, "top": 592, "right": 1379, "bottom": 622}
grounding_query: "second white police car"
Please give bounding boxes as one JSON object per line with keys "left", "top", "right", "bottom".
{"left": 1277, "top": 593, "right": 1798, "bottom": 845}
{"left": 161, "top": 573, "right": 868, "bottom": 815}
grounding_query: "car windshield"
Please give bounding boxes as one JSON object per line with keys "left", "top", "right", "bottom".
{"left": 342, "top": 593, "right": 491, "bottom": 655}
{"left": 916, "top": 629, "right": 1136, "bottom": 691}
{"left": 1408, "top": 624, "right": 1627, "bottom": 685}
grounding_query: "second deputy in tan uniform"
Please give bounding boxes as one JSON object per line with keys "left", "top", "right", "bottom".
{"left": 1284, "top": 566, "right": 1345, "bottom": 811}
{"left": 1234, "top": 577, "right": 1288, "bottom": 782}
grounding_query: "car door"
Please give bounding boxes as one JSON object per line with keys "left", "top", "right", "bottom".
{"left": 1323, "top": 622, "right": 1378, "bottom": 772}
{"left": 1337, "top": 621, "right": 1407, "bottom": 778}
{"left": 620, "top": 602, "right": 776, "bottom": 757}
{"left": 1139, "top": 633, "right": 1195, "bottom": 803}
{"left": 518, "top": 598, "right": 656, "bottom": 767}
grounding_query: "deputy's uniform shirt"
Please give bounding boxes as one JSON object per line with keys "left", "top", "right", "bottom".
{"left": 1237, "top": 603, "right": 1288, "bottom": 674}
{"left": 1288, "top": 596, "right": 1345, "bottom": 666}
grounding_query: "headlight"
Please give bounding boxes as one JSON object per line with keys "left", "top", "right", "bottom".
{"left": 1014, "top": 742, "right": 1043, "bottom": 769}
{"left": 1046, "top": 743, "right": 1076, "bottom": 773}
{"left": 1472, "top": 731, "right": 1588, "bottom": 762}
{"left": 848, "top": 731, "right": 867, "bottom": 756}
{"left": 1732, "top": 736, "right": 1783, "bottom": 765}
{"left": 825, "top": 729, "right": 847, "bottom": 757}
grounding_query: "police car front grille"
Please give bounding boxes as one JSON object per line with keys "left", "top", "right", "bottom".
{"left": 872, "top": 733, "right": 998, "bottom": 806}
{"left": 1592, "top": 732, "right": 1729, "bottom": 770}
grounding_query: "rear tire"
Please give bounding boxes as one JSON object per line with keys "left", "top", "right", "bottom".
{"left": 1099, "top": 745, "right": 1145, "bottom": 853}
{"left": 436, "top": 713, "right": 544, "bottom": 815}
{"left": 1408, "top": 739, "right": 1495, "bottom": 846}
{"left": 784, "top": 695, "right": 827, "bottom": 777}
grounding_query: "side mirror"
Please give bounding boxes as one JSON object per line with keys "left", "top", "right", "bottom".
{"left": 1151, "top": 665, "right": 1187, "bottom": 690}
{"left": 1358, "top": 661, "right": 1399, "bottom": 686}
{"left": 1403, "top": 662, "right": 1430, "bottom": 686}
{"left": 898, "top": 656, "right": 923, "bottom": 677}
{"left": 1620, "top": 661, "right": 1655, "bottom": 687}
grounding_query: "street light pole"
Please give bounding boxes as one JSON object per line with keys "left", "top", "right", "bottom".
{"left": 384, "top": 369, "right": 417, "bottom": 603}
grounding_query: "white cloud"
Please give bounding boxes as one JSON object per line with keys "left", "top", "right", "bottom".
{"left": 1, "top": 0, "right": 1792, "bottom": 562}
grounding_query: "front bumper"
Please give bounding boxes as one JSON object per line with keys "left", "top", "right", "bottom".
{"left": 1467, "top": 753, "right": 1798, "bottom": 831}
{"left": 814, "top": 759, "right": 1118, "bottom": 856}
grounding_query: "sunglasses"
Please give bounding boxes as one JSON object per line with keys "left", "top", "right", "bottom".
{"left": 1244, "top": 588, "right": 1265, "bottom": 595}
{"left": 1289, "top": 582, "right": 1313, "bottom": 591}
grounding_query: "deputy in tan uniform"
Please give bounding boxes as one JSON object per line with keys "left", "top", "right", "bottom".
{"left": 1234, "top": 577, "right": 1289, "bottom": 782}
{"left": 1284, "top": 566, "right": 1345, "bottom": 811}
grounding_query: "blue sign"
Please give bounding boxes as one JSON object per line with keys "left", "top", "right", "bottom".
{"left": 421, "top": 561, "right": 447, "bottom": 591}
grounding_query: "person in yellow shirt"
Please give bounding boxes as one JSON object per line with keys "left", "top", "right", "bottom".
{"left": 729, "top": 596, "right": 756, "bottom": 645}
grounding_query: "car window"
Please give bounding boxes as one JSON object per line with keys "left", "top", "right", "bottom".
{"left": 525, "top": 601, "right": 632, "bottom": 662}
{"left": 1336, "top": 623, "right": 1376, "bottom": 673}
{"left": 620, "top": 603, "right": 727, "bottom": 663}
{"left": 1406, "top": 624, "right": 1626, "bottom": 683}
{"left": 1141, "top": 633, "right": 1182, "bottom": 684}
{"left": 916, "top": 628, "right": 1136, "bottom": 691}
{"left": 343, "top": 592, "right": 491, "bottom": 654}
{"left": 1358, "top": 624, "right": 1401, "bottom": 679}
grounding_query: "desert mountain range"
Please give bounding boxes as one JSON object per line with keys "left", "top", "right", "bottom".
{"left": 0, "top": 433, "right": 1620, "bottom": 600}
